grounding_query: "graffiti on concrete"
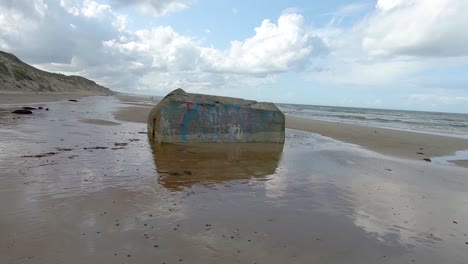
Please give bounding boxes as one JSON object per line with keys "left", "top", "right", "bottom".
{"left": 159, "top": 101, "right": 284, "bottom": 142}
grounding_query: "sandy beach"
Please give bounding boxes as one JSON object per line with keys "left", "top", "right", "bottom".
{"left": 1, "top": 94, "right": 468, "bottom": 264}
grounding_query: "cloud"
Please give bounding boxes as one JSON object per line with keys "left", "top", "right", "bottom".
{"left": 102, "top": 12, "right": 326, "bottom": 88}
{"left": 0, "top": 0, "right": 125, "bottom": 64}
{"left": 109, "top": 0, "right": 191, "bottom": 16}
{"left": 362, "top": 0, "right": 468, "bottom": 57}
{"left": 0, "top": 1, "right": 325, "bottom": 94}
{"left": 303, "top": 0, "right": 468, "bottom": 90}
{"left": 376, "top": 0, "right": 404, "bottom": 11}
{"left": 104, "top": 12, "right": 326, "bottom": 76}
{"left": 102, "top": 26, "right": 203, "bottom": 73}
{"left": 199, "top": 13, "right": 328, "bottom": 75}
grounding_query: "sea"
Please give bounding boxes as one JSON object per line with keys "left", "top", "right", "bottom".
{"left": 277, "top": 103, "right": 468, "bottom": 139}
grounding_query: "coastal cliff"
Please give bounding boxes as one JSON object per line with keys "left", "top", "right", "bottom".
{"left": 0, "top": 51, "right": 113, "bottom": 95}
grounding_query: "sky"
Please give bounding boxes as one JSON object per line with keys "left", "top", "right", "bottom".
{"left": 1, "top": 0, "right": 468, "bottom": 113}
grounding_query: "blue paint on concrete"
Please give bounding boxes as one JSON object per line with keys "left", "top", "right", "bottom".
{"left": 181, "top": 104, "right": 199, "bottom": 142}
{"left": 215, "top": 105, "right": 221, "bottom": 140}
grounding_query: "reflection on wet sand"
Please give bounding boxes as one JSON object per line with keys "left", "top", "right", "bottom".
{"left": 152, "top": 142, "right": 283, "bottom": 191}
{"left": 1, "top": 96, "right": 468, "bottom": 264}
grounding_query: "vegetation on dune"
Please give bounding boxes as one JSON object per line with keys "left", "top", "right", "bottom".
{"left": 12, "top": 66, "right": 34, "bottom": 81}
{"left": 0, "top": 61, "right": 9, "bottom": 76}
{"left": 38, "top": 83, "right": 53, "bottom": 92}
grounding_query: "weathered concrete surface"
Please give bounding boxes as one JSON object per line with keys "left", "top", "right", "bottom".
{"left": 147, "top": 89, "right": 285, "bottom": 143}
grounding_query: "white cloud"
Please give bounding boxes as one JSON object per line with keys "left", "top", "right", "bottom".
{"left": 199, "top": 13, "right": 327, "bottom": 75}
{"left": 110, "top": 0, "right": 191, "bottom": 16}
{"left": 81, "top": 0, "right": 111, "bottom": 17}
{"left": 376, "top": 0, "right": 404, "bottom": 11}
{"left": 363, "top": 0, "right": 468, "bottom": 56}
{"left": 112, "top": 14, "right": 128, "bottom": 31}
{"left": 103, "top": 26, "right": 201, "bottom": 72}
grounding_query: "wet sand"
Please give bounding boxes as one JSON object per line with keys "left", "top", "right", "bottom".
{"left": 114, "top": 106, "right": 153, "bottom": 123}
{"left": 1, "top": 95, "right": 468, "bottom": 264}
{"left": 286, "top": 115, "right": 468, "bottom": 166}
{"left": 80, "top": 118, "right": 121, "bottom": 126}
